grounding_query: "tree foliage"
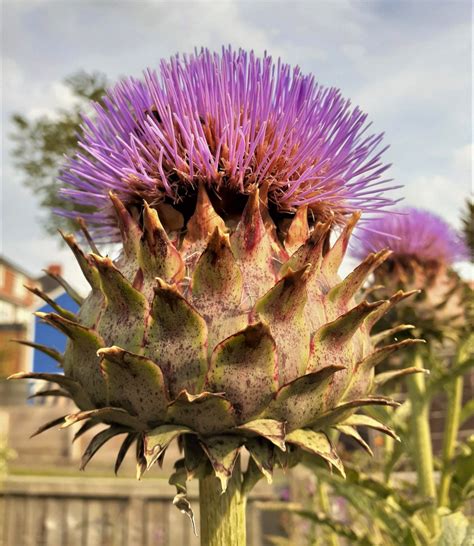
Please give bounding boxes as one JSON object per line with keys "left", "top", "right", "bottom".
{"left": 10, "top": 71, "right": 108, "bottom": 234}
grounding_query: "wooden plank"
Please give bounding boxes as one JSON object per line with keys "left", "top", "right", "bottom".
{"left": 101, "top": 498, "right": 127, "bottom": 546}
{"left": 85, "top": 500, "right": 103, "bottom": 546}
{"left": 145, "top": 499, "right": 168, "bottom": 546}
{"left": 126, "top": 496, "right": 145, "bottom": 545}
{"left": 44, "top": 497, "right": 64, "bottom": 546}
{"left": 64, "top": 498, "right": 85, "bottom": 546}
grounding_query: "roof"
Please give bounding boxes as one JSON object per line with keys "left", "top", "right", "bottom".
{"left": 0, "top": 255, "right": 36, "bottom": 280}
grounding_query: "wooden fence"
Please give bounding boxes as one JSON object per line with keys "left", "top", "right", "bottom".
{"left": 0, "top": 476, "right": 280, "bottom": 546}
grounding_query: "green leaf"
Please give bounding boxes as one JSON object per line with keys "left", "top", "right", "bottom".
{"left": 246, "top": 438, "right": 274, "bottom": 483}
{"left": 438, "top": 512, "right": 470, "bottom": 546}
{"left": 80, "top": 426, "right": 127, "bottom": 470}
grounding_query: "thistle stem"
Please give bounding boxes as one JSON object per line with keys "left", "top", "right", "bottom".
{"left": 407, "top": 350, "right": 439, "bottom": 537}
{"left": 199, "top": 466, "right": 247, "bottom": 546}
{"left": 438, "top": 375, "right": 463, "bottom": 507}
{"left": 316, "top": 480, "right": 340, "bottom": 546}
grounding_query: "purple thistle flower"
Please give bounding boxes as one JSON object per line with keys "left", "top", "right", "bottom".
{"left": 57, "top": 46, "right": 399, "bottom": 241}
{"left": 352, "top": 207, "right": 469, "bottom": 266}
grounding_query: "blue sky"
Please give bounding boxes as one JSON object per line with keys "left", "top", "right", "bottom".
{"left": 1, "top": 0, "right": 472, "bottom": 292}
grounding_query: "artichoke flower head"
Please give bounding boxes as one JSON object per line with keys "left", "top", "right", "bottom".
{"left": 353, "top": 207, "right": 471, "bottom": 346}
{"left": 11, "top": 47, "right": 421, "bottom": 523}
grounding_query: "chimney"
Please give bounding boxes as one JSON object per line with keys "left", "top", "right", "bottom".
{"left": 47, "top": 264, "right": 62, "bottom": 277}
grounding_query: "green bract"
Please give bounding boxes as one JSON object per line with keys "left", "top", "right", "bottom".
{"left": 11, "top": 187, "right": 422, "bottom": 522}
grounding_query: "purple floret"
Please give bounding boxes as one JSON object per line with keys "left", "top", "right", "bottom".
{"left": 57, "top": 46, "right": 399, "bottom": 240}
{"left": 352, "top": 207, "right": 468, "bottom": 265}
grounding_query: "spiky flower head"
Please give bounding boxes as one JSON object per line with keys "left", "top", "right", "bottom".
{"left": 353, "top": 207, "right": 468, "bottom": 269}
{"left": 353, "top": 207, "right": 470, "bottom": 344}
{"left": 57, "top": 47, "right": 397, "bottom": 241}
{"left": 12, "top": 48, "right": 416, "bottom": 527}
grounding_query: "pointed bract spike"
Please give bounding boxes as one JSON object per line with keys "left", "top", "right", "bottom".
{"left": 358, "top": 339, "right": 425, "bottom": 370}
{"left": 264, "top": 365, "right": 346, "bottom": 430}
{"left": 80, "top": 427, "right": 127, "bottom": 471}
{"left": 30, "top": 415, "right": 67, "bottom": 438}
{"left": 285, "top": 206, "right": 309, "bottom": 255}
{"left": 254, "top": 267, "right": 310, "bottom": 384}
{"left": 89, "top": 255, "right": 148, "bottom": 351}
{"left": 192, "top": 227, "right": 243, "bottom": 307}
{"left": 280, "top": 219, "right": 330, "bottom": 276}
{"left": 61, "top": 407, "right": 145, "bottom": 431}
{"left": 140, "top": 202, "right": 184, "bottom": 283}
{"left": 115, "top": 433, "right": 136, "bottom": 475}
{"left": 109, "top": 191, "right": 142, "bottom": 255}
{"left": 334, "top": 424, "right": 374, "bottom": 456}
{"left": 285, "top": 429, "right": 345, "bottom": 478}
{"left": 98, "top": 346, "right": 169, "bottom": 424}
{"left": 12, "top": 340, "right": 63, "bottom": 364}
{"left": 372, "top": 324, "right": 416, "bottom": 345}
{"left": 375, "top": 367, "right": 429, "bottom": 388}
{"left": 26, "top": 285, "right": 76, "bottom": 321}
{"left": 60, "top": 232, "right": 100, "bottom": 289}
{"left": 156, "top": 202, "right": 185, "bottom": 232}
{"left": 185, "top": 183, "right": 226, "bottom": 244}
{"left": 328, "top": 249, "right": 392, "bottom": 305}
{"left": 230, "top": 187, "right": 277, "bottom": 300}
{"left": 147, "top": 279, "right": 208, "bottom": 397}
{"left": 77, "top": 217, "right": 102, "bottom": 255}
{"left": 207, "top": 322, "right": 278, "bottom": 421}
{"left": 34, "top": 312, "right": 103, "bottom": 345}
{"left": 8, "top": 371, "right": 93, "bottom": 409}
{"left": 310, "top": 397, "right": 400, "bottom": 429}
{"left": 41, "top": 268, "right": 84, "bottom": 305}
{"left": 340, "top": 414, "right": 400, "bottom": 441}
{"left": 365, "top": 290, "right": 419, "bottom": 331}
{"left": 28, "top": 389, "right": 71, "bottom": 400}
{"left": 308, "top": 300, "right": 385, "bottom": 374}
{"left": 73, "top": 420, "right": 101, "bottom": 443}
{"left": 167, "top": 389, "right": 237, "bottom": 436}
{"left": 200, "top": 435, "right": 241, "bottom": 493}
{"left": 246, "top": 438, "right": 274, "bottom": 483}
{"left": 143, "top": 424, "right": 191, "bottom": 470}
{"left": 236, "top": 419, "right": 286, "bottom": 451}
{"left": 322, "top": 212, "right": 361, "bottom": 276}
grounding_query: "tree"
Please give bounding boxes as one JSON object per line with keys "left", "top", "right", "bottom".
{"left": 10, "top": 71, "right": 108, "bottom": 234}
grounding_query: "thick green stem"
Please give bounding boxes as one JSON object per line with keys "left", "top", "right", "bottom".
{"left": 199, "top": 467, "right": 247, "bottom": 546}
{"left": 407, "top": 351, "right": 439, "bottom": 537}
{"left": 438, "top": 375, "right": 463, "bottom": 507}
{"left": 316, "top": 480, "right": 340, "bottom": 546}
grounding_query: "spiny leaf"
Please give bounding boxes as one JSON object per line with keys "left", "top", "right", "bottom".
{"left": 184, "top": 182, "right": 226, "bottom": 246}
{"left": 339, "top": 413, "right": 399, "bottom": 440}
{"left": 264, "top": 365, "right": 345, "bottom": 430}
{"left": 115, "top": 433, "right": 137, "bottom": 475}
{"left": 375, "top": 367, "right": 428, "bottom": 388}
{"left": 235, "top": 419, "right": 286, "bottom": 451}
{"left": 28, "top": 388, "right": 71, "bottom": 400}
{"left": 254, "top": 267, "right": 310, "bottom": 384}
{"left": 334, "top": 424, "right": 373, "bottom": 456}
{"left": 328, "top": 249, "right": 391, "bottom": 305}
{"left": 98, "top": 346, "right": 168, "bottom": 424}
{"left": 62, "top": 407, "right": 145, "bottom": 431}
{"left": 143, "top": 424, "right": 192, "bottom": 470}
{"left": 230, "top": 187, "right": 277, "bottom": 300}
{"left": 167, "top": 390, "right": 237, "bottom": 436}
{"left": 284, "top": 205, "right": 309, "bottom": 255}
{"left": 246, "top": 438, "right": 274, "bottom": 483}
{"left": 322, "top": 211, "right": 361, "bottom": 276}
{"left": 30, "top": 415, "right": 67, "bottom": 438}
{"left": 147, "top": 279, "right": 208, "bottom": 397}
{"left": 25, "top": 285, "right": 77, "bottom": 321}
{"left": 80, "top": 426, "right": 127, "bottom": 471}
{"left": 169, "top": 460, "right": 197, "bottom": 536}
{"left": 372, "top": 324, "right": 415, "bottom": 345}
{"left": 12, "top": 340, "right": 63, "bottom": 365}
{"left": 41, "top": 267, "right": 84, "bottom": 305}
{"left": 200, "top": 435, "right": 241, "bottom": 492}
{"left": 285, "top": 429, "right": 345, "bottom": 477}
{"left": 207, "top": 322, "right": 278, "bottom": 421}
